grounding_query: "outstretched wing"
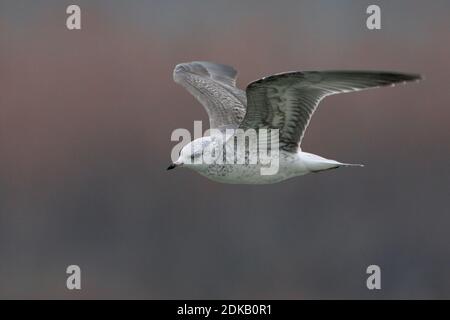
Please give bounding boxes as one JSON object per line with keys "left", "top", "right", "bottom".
{"left": 173, "top": 61, "right": 247, "bottom": 130}
{"left": 239, "top": 71, "right": 421, "bottom": 152}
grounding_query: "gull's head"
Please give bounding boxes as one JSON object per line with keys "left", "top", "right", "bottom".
{"left": 167, "top": 138, "right": 211, "bottom": 171}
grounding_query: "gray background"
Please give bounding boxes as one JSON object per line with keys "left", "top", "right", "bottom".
{"left": 0, "top": 0, "right": 449, "bottom": 299}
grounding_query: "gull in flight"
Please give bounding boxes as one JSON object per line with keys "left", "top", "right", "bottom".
{"left": 168, "top": 61, "right": 421, "bottom": 184}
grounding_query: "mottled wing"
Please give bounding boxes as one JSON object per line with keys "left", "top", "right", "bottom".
{"left": 173, "top": 61, "right": 247, "bottom": 129}
{"left": 240, "top": 71, "right": 421, "bottom": 152}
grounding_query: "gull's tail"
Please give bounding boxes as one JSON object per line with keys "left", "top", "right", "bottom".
{"left": 305, "top": 154, "right": 365, "bottom": 173}
{"left": 341, "top": 163, "right": 365, "bottom": 168}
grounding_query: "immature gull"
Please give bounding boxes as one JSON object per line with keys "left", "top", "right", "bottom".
{"left": 168, "top": 61, "right": 421, "bottom": 184}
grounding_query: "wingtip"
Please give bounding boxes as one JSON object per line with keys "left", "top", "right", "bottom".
{"left": 382, "top": 71, "right": 423, "bottom": 84}
{"left": 415, "top": 73, "right": 424, "bottom": 82}
{"left": 405, "top": 73, "right": 423, "bottom": 82}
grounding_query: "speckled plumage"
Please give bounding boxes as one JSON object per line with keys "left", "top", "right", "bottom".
{"left": 170, "top": 61, "right": 421, "bottom": 184}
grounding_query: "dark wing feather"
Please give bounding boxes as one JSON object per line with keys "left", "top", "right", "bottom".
{"left": 240, "top": 71, "right": 421, "bottom": 152}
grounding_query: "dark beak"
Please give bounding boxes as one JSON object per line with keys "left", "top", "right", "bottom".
{"left": 167, "top": 163, "right": 177, "bottom": 170}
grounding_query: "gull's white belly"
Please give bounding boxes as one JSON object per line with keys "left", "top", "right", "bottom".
{"left": 197, "top": 152, "right": 309, "bottom": 184}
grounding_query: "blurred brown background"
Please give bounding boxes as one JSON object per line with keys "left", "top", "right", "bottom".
{"left": 0, "top": 0, "right": 449, "bottom": 299}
